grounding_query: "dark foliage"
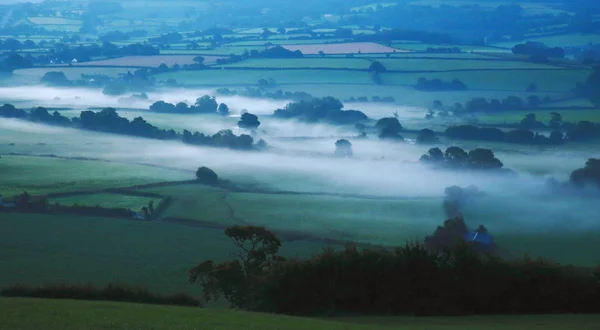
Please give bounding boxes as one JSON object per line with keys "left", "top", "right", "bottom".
{"left": 334, "top": 139, "right": 353, "bottom": 158}
{"left": 420, "top": 146, "right": 505, "bottom": 171}
{"left": 570, "top": 158, "right": 600, "bottom": 189}
{"left": 238, "top": 113, "right": 261, "bottom": 129}
{"left": 274, "top": 97, "right": 367, "bottom": 125}
{"left": 512, "top": 42, "right": 565, "bottom": 58}
{"left": 0, "top": 105, "right": 258, "bottom": 151}
{"left": 416, "top": 78, "right": 467, "bottom": 91}
{"left": 1, "top": 283, "right": 199, "bottom": 307}
{"left": 196, "top": 225, "right": 600, "bottom": 316}
{"left": 196, "top": 166, "right": 219, "bottom": 185}
{"left": 445, "top": 125, "right": 560, "bottom": 145}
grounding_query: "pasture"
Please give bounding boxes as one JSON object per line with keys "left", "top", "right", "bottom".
{"left": 4, "top": 298, "right": 599, "bottom": 330}
{"left": 0, "top": 213, "right": 332, "bottom": 294}
{"left": 49, "top": 193, "right": 159, "bottom": 211}
{"left": 0, "top": 155, "right": 188, "bottom": 197}
{"left": 73, "top": 55, "right": 222, "bottom": 68}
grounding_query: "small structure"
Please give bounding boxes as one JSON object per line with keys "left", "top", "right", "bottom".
{"left": 464, "top": 231, "right": 494, "bottom": 246}
{"left": 71, "top": 58, "right": 78, "bottom": 64}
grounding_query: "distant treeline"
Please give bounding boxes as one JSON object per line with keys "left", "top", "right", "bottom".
{"left": 416, "top": 77, "right": 467, "bottom": 91}
{"left": 0, "top": 104, "right": 262, "bottom": 151}
{"left": 273, "top": 96, "right": 368, "bottom": 124}
{"left": 1, "top": 283, "right": 199, "bottom": 307}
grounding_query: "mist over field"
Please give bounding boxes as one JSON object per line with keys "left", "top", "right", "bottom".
{"left": 2, "top": 116, "right": 598, "bottom": 236}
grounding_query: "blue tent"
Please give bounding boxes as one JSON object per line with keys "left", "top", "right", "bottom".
{"left": 464, "top": 232, "right": 493, "bottom": 246}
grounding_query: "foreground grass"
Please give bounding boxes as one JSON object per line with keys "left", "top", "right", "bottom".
{"left": 1, "top": 298, "right": 599, "bottom": 330}
{"left": 0, "top": 298, "right": 374, "bottom": 330}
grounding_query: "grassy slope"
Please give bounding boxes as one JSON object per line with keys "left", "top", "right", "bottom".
{"left": 49, "top": 193, "right": 160, "bottom": 210}
{"left": 0, "top": 155, "right": 188, "bottom": 196}
{"left": 0, "top": 213, "right": 328, "bottom": 294}
{"left": 1, "top": 298, "right": 600, "bottom": 330}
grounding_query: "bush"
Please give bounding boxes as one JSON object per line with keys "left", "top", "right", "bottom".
{"left": 1, "top": 283, "right": 200, "bottom": 307}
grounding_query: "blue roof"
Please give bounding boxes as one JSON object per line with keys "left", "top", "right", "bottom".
{"left": 464, "top": 232, "right": 493, "bottom": 246}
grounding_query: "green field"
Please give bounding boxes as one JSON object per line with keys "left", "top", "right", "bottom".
{"left": 0, "top": 155, "right": 188, "bottom": 197}
{"left": 155, "top": 69, "right": 373, "bottom": 85}
{"left": 4, "top": 298, "right": 599, "bottom": 330}
{"left": 492, "top": 33, "right": 600, "bottom": 48}
{"left": 381, "top": 69, "right": 588, "bottom": 91}
{"left": 49, "top": 193, "right": 159, "bottom": 211}
{"left": 0, "top": 213, "right": 330, "bottom": 294}
{"left": 27, "top": 17, "right": 82, "bottom": 25}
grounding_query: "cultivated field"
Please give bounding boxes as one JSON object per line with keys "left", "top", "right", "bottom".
{"left": 282, "top": 42, "right": 410, "bottom": 54}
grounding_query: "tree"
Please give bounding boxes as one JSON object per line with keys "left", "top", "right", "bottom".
{"left": 218, "top": 103, "right": 230, "bottom": 116}
{"left": 196, "top": 166, "right": 219, "bottom": 185}
{"left": 238, "top": 113, "right": 261, "bottom": 129}
{"left": 193, "top": 56, "right": 205, "bottom": 65}
{"left": 334, "top": 139, "right": 353, "bottom": 157}
{"left": 40, "top": 71, "right": 71, "bottom": 86}
{"left": 468, "top": 148, "right": 503, "bottom": 170}
{"left": 277, "top": 27, "right": 286, "bottom": 34}
{"left": 419, "top": 147, "right": 444, "bottom": 164}
{"left": 570, "top": 158, "right": 600, "bottom": 188}
{"left": 549, "top": 112, "right": 563, "bottom": 129}
{"left": 188, "top": 226, "right": 283, "bottom": 309}
{"left": 318, "top": 51, "right": 326, "bottom": 58}
{"left": 194, "top": 95, "right": 218, "bottom": 113}
{"left": 368, "top": 61, "right": 386, "bottom": 73}
{"left": 416, "top": 128, "right": 438, "bottom": 143}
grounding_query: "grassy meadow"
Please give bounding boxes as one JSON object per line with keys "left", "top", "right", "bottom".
{"left": 2, "top": 298, "right": 599, "bottom": 330}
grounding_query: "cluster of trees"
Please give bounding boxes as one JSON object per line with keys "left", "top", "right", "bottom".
{"left": 1, "top": 283, "right": 199, "bottom": 307}
{"left": 344, "top": 96, "right": 395, "bottom": 103}
{"left": 99, "top": 30, "right": 148, "bottom": 43}
{"left": 512, "top": 42, "right": 565, "bottom": 59}
{"left": 445, "top": 124, "right": 563, "bottom": 145}
{"left": 238, "top": 113, "right": 261, "bottom": 129}
{"left": 416, "top": 78, "right": 467, "bottom": 91}
{"left": 425, "top": 47, "right": 462, "bottom": 53}
{"left": 0, "top": 105, "right": 260, "bottom": 151}
{"left": 149, "top": 96, "right": 229, "bottom": 115}
{"left": 215, "top": 46, "right": 303, "bottom": 65}
{"left": 216, "top": 88, "right": 314, "bottom": 102}
{"left": 189, "top": 224, "right": 600, "bottom": 316}
{"left": 0, "top": 53, "right": 32, "bottom": 75}
{"left": 420, "top": 146, "right": 506, "bottom": 171}
{"left": 273, "top": 97, "right": 368, "bottom": 124}
{"left": 456, "top": 95, "right": 547, "bottom": 113}
{"left": 0, "top": 191, "right": 135, "bottom": 219}
{"left": 570, "top": 158, "right": 600, "bottom": 189}
{"left": 375, "top": 117, "right": 404, "bottom": 140}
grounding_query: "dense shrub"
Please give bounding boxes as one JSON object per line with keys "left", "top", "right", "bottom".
{"left": 1, "top": 283, "right": 200, "bottom": 307}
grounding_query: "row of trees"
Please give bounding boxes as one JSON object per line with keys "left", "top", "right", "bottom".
{"left": 149, "top": 96, "right": 229, "bottom": 115}
{"left": 0, "top": 105, "right": 260, "bottom": 151}
{"left": 419, "top": 146, "right": 507, "bottom": 171}
{"left": 445, "top": 125, "right": 564, "bottom": 145}
{"left": 416, "top": 78, "right": 467, "bottom": 91}
{"left": 188, "top": 223, "right": 600, "bottom": 316}
{"left": 457, "top": 95, "right": 546, "bottom": 113}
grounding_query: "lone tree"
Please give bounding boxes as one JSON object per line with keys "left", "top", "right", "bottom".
{"left": 189, "top": 225, "right": 284, "bottom": 309}
{"left": 334, "top": 139, "right": 353, "bottom": 157}
{"left": 375, "top": 117, "right": 403, "bottom": 140}
{"left": 218, "top": 103, "right": 229, "bottom": 116}
{"left": 368, "top": 61, "right": 386, "bottom": 73}
{"left": 196, "top": 166, "right": 219, "bottom": 185}
{"left": 238, "top": 113, "right": 261, "bottom": 129}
